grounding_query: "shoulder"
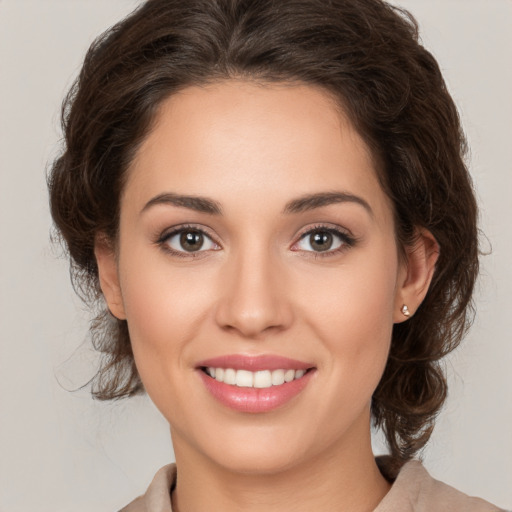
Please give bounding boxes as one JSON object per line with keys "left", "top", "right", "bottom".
{"left": 116, "top": 460, "right": 507, "bottom": 512}
{"left": 375, "top": 458, "right": 506, "bottom": 512}
{"left": 118, "top": 464, "right": 176, "bottom": 512}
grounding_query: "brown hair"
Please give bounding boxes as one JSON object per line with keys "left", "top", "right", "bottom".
{"left": 48, "top": 0, "right": 478, "bottom": 468}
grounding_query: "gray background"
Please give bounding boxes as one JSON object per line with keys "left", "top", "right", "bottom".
{"left": 0, "top": 0, "right": 511, "bottom": 510}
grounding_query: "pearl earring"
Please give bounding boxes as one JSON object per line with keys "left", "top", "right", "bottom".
{"left": 401, "top": 304, "right": 411, "bottom": 317}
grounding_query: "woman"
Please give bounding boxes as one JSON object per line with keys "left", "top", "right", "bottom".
{"left": 47, "top": 0, "right": 505, "bottom": 510}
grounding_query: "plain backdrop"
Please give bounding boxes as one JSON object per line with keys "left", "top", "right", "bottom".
{"left": 0, "top": 1, "right": 511, "bottom": 510}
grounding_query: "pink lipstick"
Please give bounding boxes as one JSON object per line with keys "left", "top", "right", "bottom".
{"left": 196, "top": 355, "right": 315, "bottom": 413}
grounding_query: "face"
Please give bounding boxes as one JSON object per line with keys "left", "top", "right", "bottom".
{"left": 96, "top": 80, "right": 433, "bottom": 475}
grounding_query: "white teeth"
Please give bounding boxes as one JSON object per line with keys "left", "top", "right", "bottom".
{"left": 205, "top": 367, "right": 308, "bottom": 388}
{"left": 235, "top": 369, "right": 254, "bottom": 387}
{"left": 271, "top": 369, "right": 285, "bottom": 386}
{"left": 284, "top": 369, "right": 295, "bottom": 383}
{"left": 224, "top": 368, "right": 237, "bottom": 385}
{"left": 254, "top": 370, "right": 272, "bottom": 388}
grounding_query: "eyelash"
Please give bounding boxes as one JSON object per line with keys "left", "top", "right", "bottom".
{"left": 156, "top": 223, "right": 357, "bottom": 258}
{"left": 156, "top": 224, "right": 220, "bottom": 258}
{"left": 292, "top": 224, "right": 357, "bottom": 258}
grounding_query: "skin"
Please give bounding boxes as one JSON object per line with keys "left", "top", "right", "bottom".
{"left": 96, "top": 80, "right": 438, "bottom": 512}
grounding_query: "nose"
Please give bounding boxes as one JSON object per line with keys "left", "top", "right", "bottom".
{"left": 214, "top": 248, "right": 293, "bottom": 339}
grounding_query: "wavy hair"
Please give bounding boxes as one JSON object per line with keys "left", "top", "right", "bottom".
{"left": 48, "top": 0, "right": 478, "bottom": 468}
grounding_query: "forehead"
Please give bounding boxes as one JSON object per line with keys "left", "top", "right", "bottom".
{"left": 125, "top": 80, "right": 391, "bottom": 223}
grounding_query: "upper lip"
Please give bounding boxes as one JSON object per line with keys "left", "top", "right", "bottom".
{"left": 196, "top": 354, "right": 314, "bottom": 372}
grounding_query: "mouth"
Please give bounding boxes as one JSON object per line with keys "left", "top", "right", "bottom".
{"left": 200, "top": 367, "right": 312, "bottom": 388}
{"left": 196, "top": 355, "right": 316, "bottom": 413}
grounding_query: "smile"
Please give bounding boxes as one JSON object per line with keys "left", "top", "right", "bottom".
{"left": 203, "top": 367, "right": 307, "bottom": 388}
{"left": 196, "top": 355, "right": 315, "bottom": 413}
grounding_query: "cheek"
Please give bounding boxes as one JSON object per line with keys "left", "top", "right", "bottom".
{"left": 295, "top": 246, "right": 398, "bottom": 386}
{"left": 116, "top": 247, "right": 215, "bottom": 395}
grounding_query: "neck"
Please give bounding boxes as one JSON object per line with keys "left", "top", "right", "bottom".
{"left": 170, "top": 421, "right": 391, "bottom": 512}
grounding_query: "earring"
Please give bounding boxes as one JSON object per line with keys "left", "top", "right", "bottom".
{"left": 401, "top": 304, "right": 411, "bottom": 317}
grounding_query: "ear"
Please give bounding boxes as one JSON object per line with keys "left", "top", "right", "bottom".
{"left": 94, "top": 234, "right": 126, "bottom": 320}
{"left": 393, "top": 229, "right": 439, "bottom": 323}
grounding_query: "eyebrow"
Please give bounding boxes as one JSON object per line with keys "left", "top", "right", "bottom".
{"left": 283, "top": 191, "right": 373, "bottom": 216}
{"left": 141, "top": 190, "right": 372, "bottom": 217}
{"left": 141, "top": 193, "right": 222, "bottom": 215}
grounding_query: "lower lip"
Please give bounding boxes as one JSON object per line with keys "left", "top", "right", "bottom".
{"left": 198, "top": 370, "right": 315, "bottom": 413}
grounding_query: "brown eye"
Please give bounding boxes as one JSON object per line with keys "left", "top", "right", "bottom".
{"left": 164, "top": 228, "right": 218, "bottom": 254}
{"left": 180, "top": 230, "right": 204, "bottom": 252}
{"left": 309, "top": 231, "right": 333, "bottom": 252}
{"left": 295, "top": 228, "right": 348, "bottom": 253}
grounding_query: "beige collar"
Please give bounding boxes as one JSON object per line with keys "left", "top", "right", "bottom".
{"left": 120, "top": 460, "right": 503, "bottom": 512}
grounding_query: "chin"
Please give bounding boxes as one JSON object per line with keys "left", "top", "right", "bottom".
{"left": 211, "top": 444, "right": 307, "bottom": 476}
{"left": 176, "top": 419, "right": 313, "bottom": 476}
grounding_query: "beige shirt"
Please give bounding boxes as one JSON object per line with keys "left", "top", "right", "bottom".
{"left": 119, "top": 460, "right": 506, "bottom": 512}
